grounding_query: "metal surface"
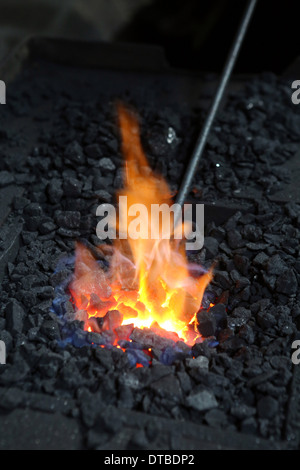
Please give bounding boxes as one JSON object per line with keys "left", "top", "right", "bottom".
{"left": 175, "top": 0, "right": 258, "bottom": 222}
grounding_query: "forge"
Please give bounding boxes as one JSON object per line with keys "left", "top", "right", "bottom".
{"left": 0, "top": 35, "right": 300, "bottom": 451}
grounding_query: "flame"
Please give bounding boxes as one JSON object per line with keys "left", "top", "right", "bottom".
{"left": 69, "top": 104, "right": 212, "bottom": 345}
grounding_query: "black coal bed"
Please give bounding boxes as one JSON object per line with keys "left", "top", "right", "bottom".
{"left": 0, "top": 37, "right": 300, "bottom": 450}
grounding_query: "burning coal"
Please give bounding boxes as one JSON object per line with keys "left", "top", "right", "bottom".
{"left": 69, "top": 104, "right": 213, "bottom": 345}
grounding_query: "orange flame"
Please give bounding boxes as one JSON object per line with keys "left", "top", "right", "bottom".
{"left": 69, "top": 104, "right": 212, "bottom": 344}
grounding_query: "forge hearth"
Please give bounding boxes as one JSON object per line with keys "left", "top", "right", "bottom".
{"left": 0, "top": 39, "right": 300, "bottom": 450}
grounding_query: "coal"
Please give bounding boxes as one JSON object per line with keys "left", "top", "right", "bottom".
{"left": 257, "top": 396, "right": 279, "bottom": 419}
{"left": 196, "top": 310, "right": 216, "bottom": 337}
{"left": 276, "top": 269, "right": 298, "bottom": 295}
{"left": 0, "top": 64, "right": 298, "bottom": 449}
{"left": 186, "top": 388, "right": 218, "bottom": 412}
{"left": 102, "top": 310, "right": 123, "bottom": 331}
{"left": 99, "top": 158, "right": 116, "bottom": 171}
{"left": 5, "top": 300, "right": 25, "bottom": 335}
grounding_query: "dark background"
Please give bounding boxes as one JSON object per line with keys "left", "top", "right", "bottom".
{"left": 0, "top": 0, "right": 299, "bottom": 74}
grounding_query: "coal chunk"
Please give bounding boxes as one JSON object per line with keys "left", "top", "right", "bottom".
{"left": 102, "top": 310, "right": 123, "bottom": 331}
{"left": 64, "top": 141, "right": 85, "bottom": 165}
{"left": 99, "top": 158, "right": 116, "bottom": 171}
{"left": 266, "top": 254, "right": 287, "bottom": 275}
{"left": 5, "top": 300, "right": 25, "bottom": 335}
{"left": 275, "top": 269, "right": 297, "bottom": 295}
{"left": 257, "top": 396, "right": 278, "bottom": 419}
{"left": 63, "top": 177, "right": 83, "bottom": 197}
{"left": 85, "top": 143, "right": 102, "bottom": 159}
{"left": 197, "top": 310, "right": 216, "bottom": 337}
{"left": 0, "top": 171, "right": 14, "bottom": 187}
{"left": 55, "top": 211, "right": 81, "bottom": 229}
{"left": 204, "top": 237, "right": 219, "bottom": 258}
{"left": 186, "top": 388, "right": 218, "bottom": 412}
{"left": 47, "top": 179, "right": 63, "bottom": 204}
{"left": 210, "top": 304, "right": 227, "bottom": 331}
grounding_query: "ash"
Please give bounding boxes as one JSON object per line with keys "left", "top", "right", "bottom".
{"left": 0, "top": 61, "right": 299, "bottom": 450}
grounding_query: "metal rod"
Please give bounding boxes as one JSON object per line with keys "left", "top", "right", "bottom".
{"left": 174, "top": 0, "right": 257, "bottom": 223}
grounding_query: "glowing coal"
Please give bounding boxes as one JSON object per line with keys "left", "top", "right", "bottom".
{"left": 69, "top": 104, "right": 213, "bottom": 345}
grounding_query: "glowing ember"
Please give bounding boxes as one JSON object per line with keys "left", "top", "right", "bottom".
{"left": 69, "top": 104, "right": 213, "bottom": 345}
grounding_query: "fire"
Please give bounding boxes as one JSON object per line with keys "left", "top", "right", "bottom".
{"left": 69, "top": 104, "right": 212, "bottom": 345}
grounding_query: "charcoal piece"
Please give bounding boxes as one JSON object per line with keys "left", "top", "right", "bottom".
{"left": 0, "top": 356, "right": 30, "bottom": 384}
{"left": 111, "top": 347, "right": 129, "bottom": 369}
{"left": 238, "top": 324, "right": 255, "bottom": 344}
{"left": 209, "top": 226, "right": 226, "bottom": 242}
{"left": 0, "top": 387, "right": 25, "bottom": 410}
{"left": 93, "top": 347, "right": 114, "bottom": 370}
{"left": 64, "top": 141, "right": 85, "bottom": 165}
{"left": 231, "top": 306, "right": 251, "bottom": 323}
{"left": 130, "top": 328, "right": 176, "bottom": 350}
{"left": 0, "top": 171, "right": 14, "bottom": 188}
{"left": 269, "top": 355, "right": 291, "bottom": 370}
{"left": 63, "top": 177, "right": 83, "bottom": 197}
{"left": 210, "top": 304, "right": 227, "bottom": 331}
{"left": 79, "top": 390, "right": 102, "bottom": 428}
{"left": 247, "top": 370, "right": 277, "bottom": 388}
{"left": 196, "top": 310, "right": 216, "bottom": 337}
{"left": 99, "top": 158, "right": 116, "bottom": 171}
{"left": 257, "top": 396, "right": 279, "bottom": 419}
{"left": 5, "top": 300, "right": 25, "bottom": 335}
{"left": 192, "top": 339, "right": 216, "bottom": 360}
{"left": 275, "top": 269, "right": 298, "bottom": 295}
{"left": 115, "top": 324, "right": 134, "bottom": 341}
{"left": 127, "top": 349, "right": 150, "bottom": 368}
{"left": 266, "top": 254, "right": 287, "bottom": 275}
{"left": 242, "top": 225, "right": 262, "bottom": 242}
{"left": 253, "top": 252, "right": 269, "bottom": 267}
{"left": 95, "top": 190, "right": 112, "bottom": 203}
{"left": 33, "top": 286, "right": 54, "bottom": 300}
{"left": 227, "top": 229, "right": 244, "bottom": 249}
{"left": 176, "top": 371, "right": 193, "bottom": 394}
{"left": 47, "top": 178, "right": 63, "bottom": 204}
{"left": 186, "top": 388, "right": 218, "bottom": 412}
{"left": 204, "top": 237, "right": 219, "bottom": 258}
{"left": 218, "top": 334, "right": 245, "bottom": 354}
{"left": 159, "top": 344, "right": 190, "bottom": 365}
{"left": 233, "top": 254, "right": 250, "bottom": 275}
{"left": 57, "top": 227, "right": 80, "bottom": 238}
{"left": 230, "top": 404, "right": 256, "bottom": 420}
{"left": 24, "top": 202, "right": 43, "bottom": 216}
{"left": 93, "top": 175, "right": 113, "bottom": 190}
{"left": 241, "top": 417, "right": 257, "bottom": 434}
{"left": 86, "top": 331, "right": 105, "bottom": 345}
{"left": 39, "top": 221, "right": 56, "bottom": 234}
{"left": 204, "top": 409, "right": 228, "bottom": 427}
{"left": 102, "top": 310, "right": 123, "bottom": 331}
{"left": 40, "top": 320, "right": 61, "bottom": 341}
{"left": 13, "top": 196, "right": 29, "bottom": 211}
{"left": 246, "top": 242, "right": 269, "bottom": 251}
{"left": 118, "top": 340, "right": 143, "bottom": 350}
{"left": 22, "top": 231, "right": 38, "bottom": 245}
{"left": 214, "top": 271, "right": 231, "bottom": 289}
{"left": 55, "top": 211, "right": 81, "bottom": 229}
{"left": 149, "top": 374, "right": 182, "bottom": 402}
{"left": 185, "top": 355, "right": 209, "bottom": 371}
{"left": 85, "top": 143, "right": 103, "bottom": 159}
{"left": 256, "top": 310, "right": 276, "bottom": 329}
{"left": 235, "top": 277, "right": 250, "bottom": 291}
